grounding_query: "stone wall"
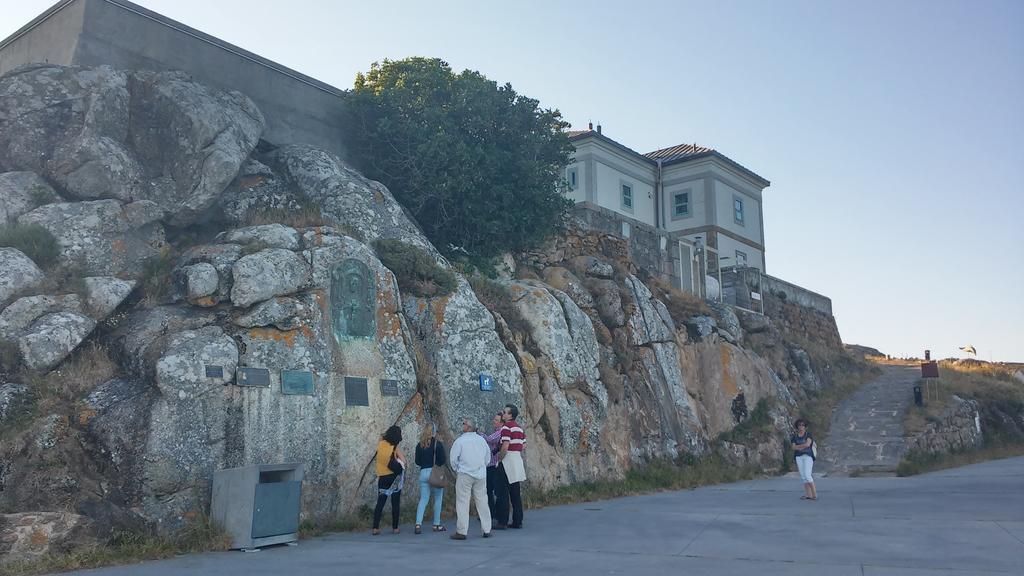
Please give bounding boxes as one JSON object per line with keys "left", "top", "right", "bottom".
{"left": 907, "top": 395, "right": 983, "bottom": 455}
{"left": 722, "top": 267, "right": 832, "bottom": 316}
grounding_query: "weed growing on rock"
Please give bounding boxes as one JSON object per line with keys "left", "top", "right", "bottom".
{"left": 373, "top": 238, "right": 456, "bottom": 297}
{"left": 0, "top": 222, "right": 60, "bottom": 269}
{"left": 140, "top": 248, "right": 177, "bottom": 306}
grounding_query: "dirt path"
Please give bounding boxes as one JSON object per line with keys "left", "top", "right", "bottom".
{"left": 820, "top": 365, "right": 918, "bottom": 475}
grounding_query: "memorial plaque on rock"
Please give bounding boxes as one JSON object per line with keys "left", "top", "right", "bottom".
{"left": 281, "top": 370, "right": 315, "bottom": 395}
{"left": 330, "top": 259, "right": 376, "bottom": 342}
{"left": 379, "top": 379, "right": 400, "bottom": 397}
{"left": 479, "top": 374, "right": 494, "bottom": 392}
{"left": 205, "top": 365, "right": 224, "bottom": 378}
{"left": 344, "top": 376, "right": 369, "bottom": 406}
{"left": 236, "top": 367, "right": 270, "bottom": 387}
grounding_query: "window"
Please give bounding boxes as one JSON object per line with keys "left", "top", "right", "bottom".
{"left": 733, "top": 197, "right": 745, "bottom": 225}
{"left": 567, "top": 167, "right": 578, "bottom": 190}
{"left": 673, "top": 191, "right": 690, "bottom": 217}
{"left": 735, "top": 250, "right": 748, "bottom": 266}
{"left": 621, "top": 183, "right": 633, "bottom": 210}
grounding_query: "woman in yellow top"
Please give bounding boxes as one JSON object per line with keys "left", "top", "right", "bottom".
{"left": 372, "top": 425, "right": 406, "bottom": 535}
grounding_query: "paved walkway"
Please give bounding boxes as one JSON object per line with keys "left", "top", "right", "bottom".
{"left": 820, "top": 365, "right": 918, "bottom": 475}
{"left": 65, "top": 456, "right": 1024, "bottom": 576}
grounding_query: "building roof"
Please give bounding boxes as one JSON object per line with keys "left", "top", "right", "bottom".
{"left": 644, "top": 142, "right": 715, "bottom": 162}
{"left": 567, "top": 129, "right": 770, "bottom": 188}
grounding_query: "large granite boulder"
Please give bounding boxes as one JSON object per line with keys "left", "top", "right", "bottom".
{"left": 128, "top": 70, "right": 264, "bottom": 225}
{"left": 0, "top": 65, "right": 264, "bottom": 226}
{"left": 0, "top": 171, "right": 61, "bottom": 222}
{"left": 220, "top": 224, "right": 301, "bottom": 251}
{"left": 230, "top": 248, "right": 310, "bottom": 308}
{"left": 0, "top": 248, "right": 44, "bottom": 307}
{"left": 0, "top": 294, "right": 82, "bottom": 341}
{"left": 0, "top": 65, "right": 139, "bottom": 202}
{"left": 267, "top": 145, "right": 435, "bottom": 252}
{"left": 0, "top": 512, "right": 94, "bottom": 566}
{"left": 18, "top": 200, "right": 165, "bottom": 277}
{"left": 18, "top": 311, "right": 96, "bottom": 371}
{"left": 82, "top": 277, "right": 136, "bottom": 319}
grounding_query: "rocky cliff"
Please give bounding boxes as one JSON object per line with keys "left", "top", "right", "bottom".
{"left": 0, "top": 64, "right": 856, "bottom": 558}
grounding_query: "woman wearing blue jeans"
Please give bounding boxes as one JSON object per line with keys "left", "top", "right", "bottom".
{"left": 414, "top": 426, "right": 447, "bottom": 533}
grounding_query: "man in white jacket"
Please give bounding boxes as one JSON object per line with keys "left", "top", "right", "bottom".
{"left": 449, "top": 417, "right": 492, "bottom": 539}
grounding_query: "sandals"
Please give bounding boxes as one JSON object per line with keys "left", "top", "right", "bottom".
{"left": 414, "top": 524, "right": 422, "bottom": 534}
{"left": 432, "top": 524, "right": 447, "bottom": 532}
{"left": 371, "top": 528, "right": 381, "bottom": 535}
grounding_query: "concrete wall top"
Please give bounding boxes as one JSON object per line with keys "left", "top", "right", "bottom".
{"left": 0, "top": 0, "right": 350, "bottom": 157}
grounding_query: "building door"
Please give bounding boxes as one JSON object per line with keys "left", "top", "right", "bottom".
{"left": 678, "top": 241, "right": 694, "bottom": 294}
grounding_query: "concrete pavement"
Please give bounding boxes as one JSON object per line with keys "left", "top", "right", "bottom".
{"left": 64, "top": 456, "right": 1024, "bottom": 575}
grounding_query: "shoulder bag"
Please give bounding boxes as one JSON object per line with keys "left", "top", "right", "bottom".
{"left": 427, "top": 439, "right": 447, "bottom": 488}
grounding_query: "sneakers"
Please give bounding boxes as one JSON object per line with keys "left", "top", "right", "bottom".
{"left": 450, "top": 533, "right": 467, "bottom": 540}
{"left": 482, "top": 532, "right": 492, "bottom": 538}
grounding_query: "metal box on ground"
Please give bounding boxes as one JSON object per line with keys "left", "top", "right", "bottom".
{"left": 211, "top": 463, "right": 304, "bottom": 550}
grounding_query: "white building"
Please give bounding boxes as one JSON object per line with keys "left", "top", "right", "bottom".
{"left": 564, "top": 126, "right": 770, "bottom": 276}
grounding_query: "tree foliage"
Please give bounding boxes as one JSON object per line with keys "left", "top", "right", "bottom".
{"left": 347, "top": 57, "right": 574, "bottom": 259}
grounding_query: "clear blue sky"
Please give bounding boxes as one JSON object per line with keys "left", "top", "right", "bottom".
{"left": 4, "top": 0, "right": 1022, "bottom": 361}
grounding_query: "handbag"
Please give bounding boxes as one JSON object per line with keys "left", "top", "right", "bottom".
{"left": 810, "top": 438, "right": 818, "bottom": 459}
{"left": 387, "top": 445, "right": 403, "bottom": 475}
{"left": 427, "top": 438, "right": 446, "bottom": 488}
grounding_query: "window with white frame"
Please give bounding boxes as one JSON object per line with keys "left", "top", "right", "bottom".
{"left": 733, "top": 196, "right": 745, "bottom": 225}
{"left": 735, "top": 250, "right": 747, "bottom": 266}
{"left": 673, "top": 191, "right": 690, "bottom": 217}
{"left": 567, "top": 166, "right": 578, "bottom": 190}
{"left": 621, "top": 183, "right": 633, "bottom": 210}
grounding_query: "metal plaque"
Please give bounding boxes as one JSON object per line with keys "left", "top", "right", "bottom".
{"left": 236, "top": 367, "right": 271, "bottom": 387}
{"left": 344, "top": 377, "right": 369, "bottom": 406}
{"left": 330, "top": 259, "right": 376, "bottom": 341}
{"left": 281, "top": 370, "right": 315, "bottom": 395}
{"left": 379, "top": 379, "right": 400, "bottom": 397}
{"left": 205, "top": 365, "right": 224, "bottom": 378}
{"left": 921, "top": 361, "right": 939, "bottom": 379}
{"left": 479, "top": 373, "right": 494, "bottom": 392}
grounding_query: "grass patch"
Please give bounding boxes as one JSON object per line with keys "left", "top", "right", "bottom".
{"left": 140, "top": 248, "right": 177, "bottom": 306}
{"left": 0, "top": 222, "right": 60, "bottom": 269}
{"left": 898, "top": 360, "right": 1024, "bottom": 475}
{"left": 243, "top": 205, "right": 330, "bottom": 229}
{"left": 897, "top": 444, "right": 1024, "bottom": 477}
{"left": 2, "top": 513, "right": 231, "bottom": 576}
{"left": 718, "top": 398, "right": 775, "bottom": 444}
{"left": 468, "top": 276, "right": 531, "bottom": 336}
{"left": 373, "top": 239, "right": 456, "bottom": 298}
{"left": 644, "top": 275, "right": 711, "bottom": 324}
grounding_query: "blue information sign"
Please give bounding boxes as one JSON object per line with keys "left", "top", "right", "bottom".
{"left": 479, "top": 374, "right": 494, "bottom": 392}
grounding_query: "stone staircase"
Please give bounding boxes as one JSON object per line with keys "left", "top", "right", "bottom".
{"left": 819, "top": 365, "right": 918, "bottom": 476}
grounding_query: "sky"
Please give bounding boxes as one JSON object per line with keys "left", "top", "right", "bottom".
{"left": 3, "top": 0, "right": 1023, "bottom": 362}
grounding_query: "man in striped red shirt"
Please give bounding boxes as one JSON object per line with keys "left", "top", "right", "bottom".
{"left": 494, "top": 403, "right": 526, "bottom": 529}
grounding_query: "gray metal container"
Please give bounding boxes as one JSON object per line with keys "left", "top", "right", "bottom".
{"left": 211, "top": 463, "right": 304, "bottom": 550}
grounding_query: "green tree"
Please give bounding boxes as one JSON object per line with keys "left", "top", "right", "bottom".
{"left": 347, "top": 57, "right": 574, "bottom": 259}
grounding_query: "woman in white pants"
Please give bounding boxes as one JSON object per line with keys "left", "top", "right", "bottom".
{"left": 791, "top": 419, "right": 817, "bottom": 500}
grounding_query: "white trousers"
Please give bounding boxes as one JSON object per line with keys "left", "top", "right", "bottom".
{"left": 796, "top": 455, "right": 815, "bottom": 484}
{"left": 455, "top": 472, "right": 491, "bottom": 535}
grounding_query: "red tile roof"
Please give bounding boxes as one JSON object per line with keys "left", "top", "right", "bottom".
{"left": 644, "top": 142, "right": 715, "bottom": 162}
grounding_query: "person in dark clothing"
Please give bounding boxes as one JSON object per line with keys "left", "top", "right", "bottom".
{"left": 372, "top": 425, "right": 405, "bottom": 535}
{"left": 414, "top": 425, "right": 448, "bottom": 534}
{"left": 480, "top": 412, "right": 504, "bottom": 519}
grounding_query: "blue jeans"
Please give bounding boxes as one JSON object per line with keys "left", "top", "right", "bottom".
{"left": 416, "top": 467, "right": 444, "bottom": 525}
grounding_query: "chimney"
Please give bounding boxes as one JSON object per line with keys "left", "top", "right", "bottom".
{"left": 588, "top": 121, "right": 593, "bottom": 130}
{"left": 596, "top": 123, "right": 602, "bottom": 134}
